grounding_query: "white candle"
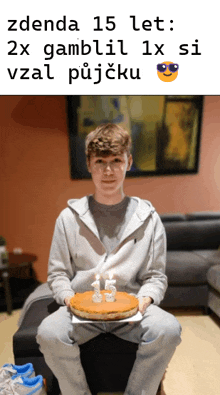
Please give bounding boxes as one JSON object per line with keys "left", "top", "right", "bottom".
{"left": 104, "top": 272, "right": 117, "bottom": 302}
{"left": 91, "top": 274, "right": 103, "bottom": 303}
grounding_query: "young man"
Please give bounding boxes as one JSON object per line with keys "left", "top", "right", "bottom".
{"left": 37, "top": 123, "right": 181, "bottom": 395}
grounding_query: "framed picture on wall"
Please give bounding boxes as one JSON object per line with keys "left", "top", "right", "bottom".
{"left": 66, "top": 95, "right": 204, "bottom": 179}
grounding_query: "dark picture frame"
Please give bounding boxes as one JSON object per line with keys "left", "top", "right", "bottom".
{"left": 66, "top": 95, "right": 204, "bottom": 179}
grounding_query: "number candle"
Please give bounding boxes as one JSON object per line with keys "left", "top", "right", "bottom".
{"left": 104, "top": 272, "right": 117, "bottom": 302}
{"left": 91, "top": 274, "right": 103, "bottom": 303}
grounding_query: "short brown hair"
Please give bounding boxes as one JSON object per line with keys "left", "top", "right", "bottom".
{"left": 85, "top": 123, "right": 132, "bottom": 161}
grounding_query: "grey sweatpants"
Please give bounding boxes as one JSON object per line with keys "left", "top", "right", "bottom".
{"left": 36, "top": 304, "right": 181, "bottom": 395}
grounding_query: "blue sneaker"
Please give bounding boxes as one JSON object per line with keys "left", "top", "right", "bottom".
{"left": 0, "top": 375, "right": 46, "bottom": 395}
{"left": 0, "top": 363, "right": 35, "bottom": 389}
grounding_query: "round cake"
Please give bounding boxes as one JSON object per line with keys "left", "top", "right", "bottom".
{"left": 70, "top": 290, "right": 138, "bottom": 321}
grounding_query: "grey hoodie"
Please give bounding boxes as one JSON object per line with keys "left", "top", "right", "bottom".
{"left": 47, "top": 195, "right": 168, "bottom": 306}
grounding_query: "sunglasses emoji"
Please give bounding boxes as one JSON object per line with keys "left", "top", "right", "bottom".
{"left": 157, "top": 61, "right": 179, "bottom": 82}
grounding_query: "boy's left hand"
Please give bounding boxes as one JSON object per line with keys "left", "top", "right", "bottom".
{"left": 138, "top": 296, "right": 153, "bottom": 315}
{"left": 129, "top": 296, "right": 153, "bottom": 325}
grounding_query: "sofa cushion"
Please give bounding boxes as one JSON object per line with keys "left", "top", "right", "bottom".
{"left": 164, "top": 220, "right": 220, "bottom": 250}
{"left": 166, "top": 251, "right": 213, "bottom": 285}
{"left": 207, "top": 264, "right": 220, "bottom": 293}
{"left": 160, "top": 213, "right": 186, "bottom": 222}
{"left": 208, "top": 288, "right": 220, "bottom": 317}
{"left": 193, "top": 250, "right": 220, "bottom": 266}
{"left": 164, "top": 222, "right": 190, "bottom": 250}
{"left": 186, "top": 212, "right": 220, "bottom": 221}
{"left": 161, "top": 284, "right": 208, "bottom": 308}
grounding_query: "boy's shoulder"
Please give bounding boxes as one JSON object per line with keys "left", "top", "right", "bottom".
{"left": 58, "top": 196, "right": 89, "bottom": 219}
{"left": 132, "top": 197, "right": 162, "bottom": 225}
{"left": 132, "top": 196, "right": 156, "bottom": 213}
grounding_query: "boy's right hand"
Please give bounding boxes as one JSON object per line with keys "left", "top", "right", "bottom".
{"left": 64, "top": 295, "right": 75, "bottom": 307}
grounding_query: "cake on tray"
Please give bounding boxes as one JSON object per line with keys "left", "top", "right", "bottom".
{"left": 70, "top": 290, "right": 139, "bottom": 321}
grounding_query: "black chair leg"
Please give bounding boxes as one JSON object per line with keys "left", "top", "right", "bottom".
{"left": 2, "top": 271, "right": 13, "bottom": 314}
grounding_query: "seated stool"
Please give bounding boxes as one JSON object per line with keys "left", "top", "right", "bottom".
{"left": 13, "top": 298, "right": 162, "bottom": 395}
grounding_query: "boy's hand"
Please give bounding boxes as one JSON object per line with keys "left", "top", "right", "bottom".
{"left": 129, "top": 296, "right": 153, "bottom": 325}
{"left": 138, "top": 296, "right": 153, "bottom": 315}
{"left": 64, "top": 295, "right": 75, "bottom": 307}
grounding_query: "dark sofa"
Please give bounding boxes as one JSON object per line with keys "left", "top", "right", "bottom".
{"left": 160, "top": 211, "right": 220, "bottom": 313}
{"left": 13, "top": 211, "right": 220, "bottom": 395}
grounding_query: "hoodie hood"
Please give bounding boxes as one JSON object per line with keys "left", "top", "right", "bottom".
{"left": 67, "top": 195, "right": 155, "bottom": 222}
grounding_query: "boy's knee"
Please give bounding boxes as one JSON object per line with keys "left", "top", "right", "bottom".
{"left": 36, "top": 318, "right": 57, "bottom": 346}
{"left": 161, "top": 316, "right": 182, "bottom": 346}
{"left": 142, "top": 312, "right": 181, "bottom": 347}
{"left": 37, "top": 314, "right": 75, "bottom": 348}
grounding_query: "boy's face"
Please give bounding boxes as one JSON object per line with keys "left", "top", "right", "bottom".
{"left": 87, "top": 153, "right": 132, "bottom": 201}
